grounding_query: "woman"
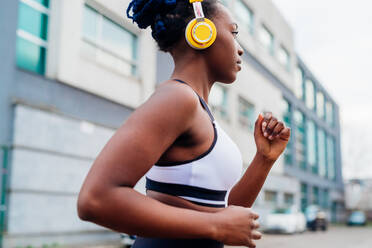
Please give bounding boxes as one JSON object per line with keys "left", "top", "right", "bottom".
{"left": 77, "top": 0, "right": 291, "bottom": 247}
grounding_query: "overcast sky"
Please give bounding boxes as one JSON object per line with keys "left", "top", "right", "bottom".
{"left": 272, "top": 0, "right": 372, "bottom": 179}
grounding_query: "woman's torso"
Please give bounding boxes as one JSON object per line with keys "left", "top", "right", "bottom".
{"left": 132, "top": 79, "right": 243, "bottom": 247}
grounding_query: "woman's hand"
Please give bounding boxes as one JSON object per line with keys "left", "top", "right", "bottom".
{"left": 254, "top": 112, "right": 291, "bottom": 163}
{"left": 214, "top": 205, "right": 261, "bottom": 247}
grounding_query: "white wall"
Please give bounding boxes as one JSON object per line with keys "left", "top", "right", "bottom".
{"left": 47, "top": 0, "right": 157, "bottom": 109}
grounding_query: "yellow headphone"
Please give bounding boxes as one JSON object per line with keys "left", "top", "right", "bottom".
{"left": 185, "top": 0, "right": 217, "bottom": 50}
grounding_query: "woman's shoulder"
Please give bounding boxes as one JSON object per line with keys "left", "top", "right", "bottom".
{"left": 131, "top": 80, "right": 200, "bottom": 128}
{"left": 150, "top": 79, "right": 200, "bottom": 112}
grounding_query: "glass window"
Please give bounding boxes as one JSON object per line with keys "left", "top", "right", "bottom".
{"left": 317, "top": 129, "right": 327, "bottom": 177}
{"left": 210, "top": 84, "right": 229, "bottom": 121}
{"left": 82, "top": 5, "right": 99, "bottom": 40}
{"left": 294, "top": 110, "right": 306, "bottom": 169}
{"left": 16, "top": 0, "right": 49, "bottom": 75}
{"left": 322, "top": 189, "right": 329, "bottom": 209}
{"left": 16, "top": 37, "right": 47, "bottom": 75}
{"left": 294, "top": 66, "right": 304, "bottom": 100}
{"left": 18, "top": 2, "right": 48, "bottom": 40}
{"left": 234, "top": 0, "right": 254, "bottom": 34}
{"left": 284, "top": 193, "right": 294, "bottom": 206}
{"left": 327, "top": 136, "right": 336, "bottom": 180}
{"left": 326, "top": 101, "right": 334, "bottom": 126}
{"left": 238, "top": 96, "right": 255, "bottom": 131}
{"left": 264, "top": 190, "right": 277, "bottom": 205}
{"left": 282, "top": 98, "right": 292, "bottom": 166}
{"left": 312, "top": 186, "right": 319, "bottom": 205}
{"left": 82, "top": 5, "right": 138, "bottom": 77}
{"left": 259, "top": 25, "right": 274, "bottom": 55}
{"left": 301, "top": 183, "right": 308, "bottom": 212}
{"left": 33, "top": 0, "right": 49, "bottom": 7}
{"left": 306, "top": 120, "right": 317, "bottom": 173}
{"left": 278, "top": 45, "right": 290, "bottom": 71}
{"left": 305, "top": 79, "right": 315, "bottom": 110}
{"left": 317, "top": 91, "right": 325, "bottom": 119}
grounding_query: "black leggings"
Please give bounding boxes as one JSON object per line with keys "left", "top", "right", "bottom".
{"left": 132, "top": 236, "right": 224, "bottom": 248}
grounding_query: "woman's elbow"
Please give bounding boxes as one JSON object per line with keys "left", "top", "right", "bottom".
{"left": 77, "top": 192, "right": 100, "bottom": 221}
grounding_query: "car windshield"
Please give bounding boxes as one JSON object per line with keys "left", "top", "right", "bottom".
{"left": 351, "top": 212, "right": 364, "bottom": 217}
{"left": 305, "top": 205, "right": 318, "bottom": 214}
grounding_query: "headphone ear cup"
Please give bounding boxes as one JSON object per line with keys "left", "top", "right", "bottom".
{"left": 185, "top": 18, "right": 217, "bottom": 50}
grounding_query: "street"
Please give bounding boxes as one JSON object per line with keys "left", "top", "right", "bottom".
{"left": 227, "top": 226, "right": 372, "bottom": 248}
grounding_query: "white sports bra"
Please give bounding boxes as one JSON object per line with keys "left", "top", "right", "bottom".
{"left": 145, "top": 79, "right": 243, "bottom": 208}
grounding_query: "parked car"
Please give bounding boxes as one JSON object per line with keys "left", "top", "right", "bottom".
{"left": 347, "top": 211, "right": 367, "bottom": 226}
{"left": 305, "top": 205, "right": 328, "bottom": 231}
{"left": 264, "top": 206, "right": 306, "bottom": 234}
{"left": 120, "top": 233, "right": 136, "bottom": 248}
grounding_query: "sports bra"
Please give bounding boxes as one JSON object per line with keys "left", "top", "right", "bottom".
{"left": 145, "top": 79, "right": 243, "bottom": 208}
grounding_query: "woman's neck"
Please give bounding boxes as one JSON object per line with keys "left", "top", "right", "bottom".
{"left": 170, "top": 54, "right": 215, "bottom": 104}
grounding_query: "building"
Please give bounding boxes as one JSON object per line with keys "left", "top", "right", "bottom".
{"left": 0, "top": 0, "right": 344, "bottom": 247}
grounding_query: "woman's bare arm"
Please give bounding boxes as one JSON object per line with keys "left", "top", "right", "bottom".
{"left": 77, "top": 83, "right": 219, "bottom": 239}
{"left": 228, "top": 113, "right": 290, "bottom": 207}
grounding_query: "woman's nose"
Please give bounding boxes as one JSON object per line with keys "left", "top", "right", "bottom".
{"left": 237, "top": 42, "right": 244, "bottom": 56}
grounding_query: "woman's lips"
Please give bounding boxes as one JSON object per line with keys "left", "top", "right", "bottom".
{"left": 237, "top": 60, "right": 242, "bottom": 71}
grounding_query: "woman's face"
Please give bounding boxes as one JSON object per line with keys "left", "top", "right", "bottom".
{"left": 205, "top": 3, "right": 244, "bottom": 84}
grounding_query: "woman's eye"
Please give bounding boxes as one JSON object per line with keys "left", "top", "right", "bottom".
{"left": 232, "top": 31, "right": 239, "bottom": 38}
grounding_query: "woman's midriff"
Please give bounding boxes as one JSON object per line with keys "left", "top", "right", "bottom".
{"left": 146, "top": 190, "right": 225, "bottom": 213}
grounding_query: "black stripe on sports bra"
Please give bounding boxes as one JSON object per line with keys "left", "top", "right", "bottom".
{"left": 172, "top": 79, "right": 215, "bottom": 122}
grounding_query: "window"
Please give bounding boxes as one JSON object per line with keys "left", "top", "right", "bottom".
{"left": 282, "top": 98, "right": 292, "bottom": 165}
{"left": 284, "top": 193, "right": 294, "bottom": 206}
{"left": 317, "top": 129, "right": 327, "bottom": 177}
{"left": 16, "top": 0, "right": 50, "bottom": 75}
{"left": 317, "top": 91, "right": 325, "bottom": 119}
{"left": 264, "top": 190, "right": 277, "bottom": 205}
{"left": 259, "top": 25, "right": 274, "bottom": 55}
{"left": 322, "top": 189, "right": 329, "bottom": 209}
{"left": 327, "top": 136, "right": 336, "bottom": 180}
{"left": 306, "top": 120, "right": 317, "bottom": 173}
{"left": 301, "top": 183, "right": 308, "bottom": 212}
{"left": 278, "top": 45, "right": 290, "bottom": 71}
{"left": 82, "top": 5, "right": 138, "bottom": 77}
{"left": 238, "top": 96, "right": 255, "bottom": 131}
{"left": 312, "top": 186, "right": 319, "bottom": 205}
{"left": 326, "top": 101, "right": 334, "bottom": 126}
{"left": 294, "top": 66, "right": 304, "bottom": 100}
{"left": 210, "top": 84, "right": 229, "bottom": 120}
{"left": 234, "top": 0, "right": 254, "bottom": 34}
{"left": 305, "top": 79, "right": 315, "bottom": 110}
{"left": 294, "top": 110, "right": 306, "bottom": 169}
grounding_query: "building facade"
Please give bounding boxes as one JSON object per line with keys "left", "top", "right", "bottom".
{"left": 0, "top": 0, "right": 344, "bottom": 247}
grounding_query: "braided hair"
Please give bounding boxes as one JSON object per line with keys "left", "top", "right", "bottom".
{"left": 126, "top": 0, "right": 218, "bottom": 52}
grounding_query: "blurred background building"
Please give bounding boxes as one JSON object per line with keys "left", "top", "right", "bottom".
{"left": 0, "top": 0, "right": 344, "bottom": 247}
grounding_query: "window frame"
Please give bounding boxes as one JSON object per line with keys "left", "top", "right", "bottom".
{"left": 81, "top": 4, "right": 139, "bottom": 77}
{"left": 278, "top": 45, "right": 291, "bottom": 71}
{"left": 258, "top": 24, "right": 275, "bottom": 56}
{"left": 237, "top": 96, "right": 255, "bottom": 132}
{"left": 234, "top": 0, "right": 255, "bottom": 35}
{"left": 16, "top": 0, "right": 50, "bottom": 75}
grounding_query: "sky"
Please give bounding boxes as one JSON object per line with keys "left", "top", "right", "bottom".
{"left": 272, "top": 0, "right": 372, "bottom": 179}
